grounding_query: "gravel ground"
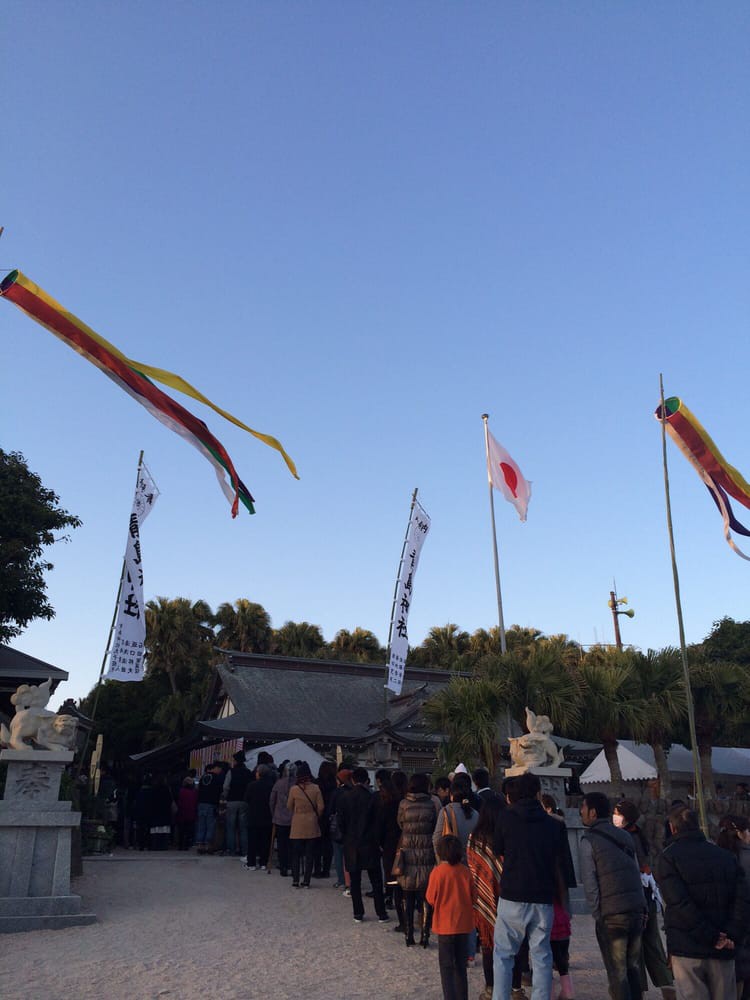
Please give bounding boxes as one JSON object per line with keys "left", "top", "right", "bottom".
{"left": 0, "top": 850, "right": 665, "bottom": 1000}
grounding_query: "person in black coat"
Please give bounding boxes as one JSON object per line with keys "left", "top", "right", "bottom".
{"left": 656, "top": 804, "right": 750, "bottom": 1000}
{"left": 244, "top": 764, "right": 274, "bottom": 869}
{"left": 338, "top": 767, "right": 388, "bottom": 923}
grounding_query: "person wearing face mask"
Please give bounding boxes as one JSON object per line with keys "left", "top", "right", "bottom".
{"left": 613, "top": 800, "right": 676, "bottom": 1000}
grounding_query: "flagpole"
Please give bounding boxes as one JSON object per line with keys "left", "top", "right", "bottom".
{"left": 658, "top": 377, "right": 708, "bottom": 836}
{"left": 384, "top": 488, "right": 418, "bottom": 717}
{"left": 76, "top": 450, "right": 144, "bottom": 775}
{"left": 482, "top": 415, "right": 507, "bottom": 654}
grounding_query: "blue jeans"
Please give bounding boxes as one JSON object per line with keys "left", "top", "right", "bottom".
{"left": 225, "top": 801, "right": 248, "bottom": 855}
{"left": 196, "top": 802, "right": 216, "bottom": 846}
{"left": 595, "top": 912, "right": 643, "bottom": 1000}
{"left": 493, "top": 899, "right": 553, "bottom": 1000}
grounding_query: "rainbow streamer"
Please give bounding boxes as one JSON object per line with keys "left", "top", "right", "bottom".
{"left": 656, "top": 396, "right": 750, "bottom": 560}
{"left": 1, "top": 269, "right": 297, "bottom": 516}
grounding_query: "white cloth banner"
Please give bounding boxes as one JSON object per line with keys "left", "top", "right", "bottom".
{"left": 386, "top": 500, "right": 431, "bottom": 695}
{"left": 106, "top": 462, "right": 159, "bottom": 682}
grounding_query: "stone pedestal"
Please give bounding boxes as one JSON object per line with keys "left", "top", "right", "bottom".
{"left": 505, "top": 764, "right": 572, "bottom": 804}
{"left": 0, "top": 749, "right": 96, "bottom": 932}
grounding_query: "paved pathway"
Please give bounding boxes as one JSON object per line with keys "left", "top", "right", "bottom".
{"left": 0, "top": 850, "right": 665, "bottom": 1000}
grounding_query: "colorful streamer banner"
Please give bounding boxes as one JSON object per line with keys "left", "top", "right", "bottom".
{"left": 107, "top": 461, "right": 159, "bottom": 682}
{"left": 656, "top": 396, "right": 750, "bottom": 560}
{"left": 0, "top": 269, "right": 299, "bottom": 515}
{"left": 386, "top": 499, "right": 431, "bottom": 695}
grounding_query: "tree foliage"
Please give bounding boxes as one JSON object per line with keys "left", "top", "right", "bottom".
{"left": 0, "top": 449, "right": 82, "bottom": 642}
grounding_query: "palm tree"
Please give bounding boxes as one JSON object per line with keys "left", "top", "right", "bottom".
{"left": 145, "top": 596, "right": 214, "bottom": 695}
{"left": 423, "top": 675, "right": 507, "bottom": 771}
{"left": 630, "top": 648, "right": 687, "bottom": 801}
{"left": 686, "top": 653, "right": 743, "bottom": 798}
{"left": 572, "top": 648, "right": 642, "bottom": 789}
{"left": 214, "top": 598, "right": 271, "bottom": 653}
{"left": 327, "top": 627, "right": 384, "bottom": 663}
{"left": 414, "top": 624, "right": 470, "bottom": 670}
{"left": 272, "top": 620, "right": 325, "bottom": 658}
{"left": 485, "top": 644, "right": 582, "bottom": 737}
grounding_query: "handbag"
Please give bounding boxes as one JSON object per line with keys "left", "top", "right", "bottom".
{"left": 329, "top": 810, "right": 343, "bottom": 844}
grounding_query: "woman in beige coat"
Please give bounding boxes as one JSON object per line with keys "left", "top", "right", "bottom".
{"left": 287, "top": 761, "right": 324, "bottom": 888}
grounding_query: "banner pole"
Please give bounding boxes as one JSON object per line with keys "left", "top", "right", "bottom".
{"left": 482, "top": 415, "right": 506, "bottom": 654}
{"left": 77, "top": 450, "right": 144, "bottom": 775}
{"left": 384, "top": 488, "right": 418, "bottom": 716}
{"left": 658, "top": 378, "right": 708, "bottom": 836}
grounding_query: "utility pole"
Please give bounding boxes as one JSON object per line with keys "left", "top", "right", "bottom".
{"left": 608, "top": 588, "right": 634, "bottom": 651}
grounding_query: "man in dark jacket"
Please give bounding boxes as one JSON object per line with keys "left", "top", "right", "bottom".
{"left": 338, "top": 767, "right": 389, "bottom": 923}
{"left": 223, "top": 751, "right": 251, "bottom": 857}
{"left": 656, "top": 804, "right": 749, "bottom": 1000}
{"left": 580, "top": 792, "right": 646, "bottom": 1000}
{"left": 492, "top": 771, "right": 567, "bottom": 1000}
{"left": 195, "top": 761, "right": 224, "bottom": 854}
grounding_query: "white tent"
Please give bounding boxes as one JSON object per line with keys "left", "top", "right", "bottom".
{"left": 580, "top": 743, "right": 657, "bottom": 784}
{"left": 244, "top": 738, "right": 326, "bottom": 775}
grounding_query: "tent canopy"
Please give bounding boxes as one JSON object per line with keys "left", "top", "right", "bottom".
{"left": 245, "top": 738, "right": 326, "bottom": 775}
{"left": 580, "top": 743, "right": 657, "bottom": 784}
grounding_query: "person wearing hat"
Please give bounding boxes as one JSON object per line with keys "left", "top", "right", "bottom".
{"left": 195, "top": 762, "right": 224, "bottom": 855}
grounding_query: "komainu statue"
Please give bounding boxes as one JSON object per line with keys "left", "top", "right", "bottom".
{"left": 509, "top": 706, "right": 565, "bottom": 770}
{"left": 0, "top": 678, "right": 78, "bottom": 751}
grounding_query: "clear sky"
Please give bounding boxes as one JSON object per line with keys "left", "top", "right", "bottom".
{"left": 3, "top": 3, "right": 749, "bottom": 705}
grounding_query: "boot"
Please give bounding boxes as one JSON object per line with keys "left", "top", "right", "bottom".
{"left": 392, "top": 887, "right": 405, "bottom": 933}
{"left": 420, "top": 903, "right": 432, "bottom": 948}
{"left": 405, "top": 909, "right": 415, "bottom": 947}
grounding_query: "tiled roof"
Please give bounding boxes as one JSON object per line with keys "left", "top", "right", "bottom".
{"left": 198, "top": 652, "right": 457, "bottom": 746}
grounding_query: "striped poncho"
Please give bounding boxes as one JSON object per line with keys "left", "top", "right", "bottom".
{"left": 467, "top": 832, "right": 503, "bottom": 949}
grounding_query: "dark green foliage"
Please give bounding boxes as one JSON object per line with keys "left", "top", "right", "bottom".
{"left": 0, "top": 449, "right": 81, "bottom": 642}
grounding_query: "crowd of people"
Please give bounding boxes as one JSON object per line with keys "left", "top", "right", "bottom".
{"left": 108, "top": 755, "right": 750, "bottom": 1000}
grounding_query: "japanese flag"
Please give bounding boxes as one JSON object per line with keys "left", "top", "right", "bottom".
{"left": 486, "top": 430, "right": 531, "bottom": 522}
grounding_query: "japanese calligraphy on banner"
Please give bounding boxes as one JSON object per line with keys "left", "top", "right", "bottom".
{"left": 386, "top": 500, "right": 431, "bottom": 695}
{"left": 106, "top": 462, "right": 159, "bottom": 682}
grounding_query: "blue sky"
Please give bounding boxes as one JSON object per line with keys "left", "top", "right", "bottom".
{"left": 3, "top": 3, "right": 749, "bottom": 704}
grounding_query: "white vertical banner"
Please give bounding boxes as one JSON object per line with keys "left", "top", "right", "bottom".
{"left": 386, "top": 499, "right": 431, "bottom": 695}
{"left": 106, "top": 461, "right": 159, "bottom": 682}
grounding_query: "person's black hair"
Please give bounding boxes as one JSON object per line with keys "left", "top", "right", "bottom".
{"left": 541, "top": 793, "right": 561, "bottom": 815}
{"left": 503, "top": 777, "right": 519, "bottom": 803}
{"left": 450, "top": 778, "right": 474, "bottom": 818}
{"left": 435, "top": 834, "right": 463, "bottom": 865}
{"left": 717, "top": 815, "right": 748, "bottom": 855}
{"left": 375, "top": 768, "right": 390, "bottom": 785}
{"left": 471, "top": 795, "right": 504, "bottom": 847}
{"left": 472, "top": 767, "right": 490, "bottom": 789}
{"left": 408, "top": 772, "right": 430, "bottom": 795}
{"left": 296, "top": 761, "right": 313, "bottom": 783}
{"left": 515, "top": 772, "right": 541, "bottom": 800}
{"left": 582, "top": 792, "right": 611, "bottom": 819}
{"left": 352, "top": 767, "right": 370, "bottom": 785}
{"left": 391, "top": 770, "right": 408, "bottom": 801}
{"left": 669, "top": 805, "right": 699, "bottom": 834}
{"left": 434, "top": 776, "right": 451, "bottom": 793}
{"left": 317, "top": 760, "right": 337, "bottom": 793}
{"left": 614, "top": 799, "right": 640, "bottom": 827}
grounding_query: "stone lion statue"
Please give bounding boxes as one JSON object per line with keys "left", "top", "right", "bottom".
{"left": 36, "top": 714, "right": 78, "bottom": 751}
{"left": 509, "top": 706, "right": 565, "bottom": 770}
{"left": 0, "top": 678, "right": 78, "bottom": 751}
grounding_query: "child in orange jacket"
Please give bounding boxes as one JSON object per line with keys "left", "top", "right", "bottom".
{"left": 426, "top": 834, "right": 478, "bottom": 1000}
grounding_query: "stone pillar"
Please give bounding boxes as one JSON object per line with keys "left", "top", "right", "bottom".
{"left": 0, "top": 749, "right": 96, "bottom": 932}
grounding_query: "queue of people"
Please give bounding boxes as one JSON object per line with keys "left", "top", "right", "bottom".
{"left": 119, "top": 753, "right": 750, "bottom": 1000}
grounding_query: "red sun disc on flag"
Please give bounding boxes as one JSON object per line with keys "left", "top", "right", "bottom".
{"left": 500, "top": 462, "right": 518, "bottom": 497}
